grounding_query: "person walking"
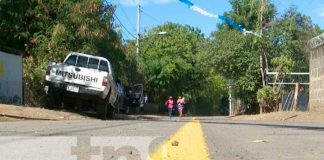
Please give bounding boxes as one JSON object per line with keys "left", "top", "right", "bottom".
{"left": 177, "top": 96, "right": 184, "bottom": 117}
{"left": 144, "top": 94, "right": 148, "bottom": 103}
{"left": 165, "top": 96, "right": 174, "bottom": 119}
{"left": 181, "top": 96, "right": 186, "bottom": 113}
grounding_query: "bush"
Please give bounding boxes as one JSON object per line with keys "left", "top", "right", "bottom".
{"left": 257, "top": 86, "right": 280, "bottom": 112}
{"left": 23, "top": 56, "right": 48, "bottom": 107}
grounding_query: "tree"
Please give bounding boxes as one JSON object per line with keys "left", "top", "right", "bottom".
{"left": 122, "top": 23, "right": 228, "bottom": 114}
{"left": 138, "top": 22, "right": 207, "bottom": 102}
{"left": 206, "top": 29, "right": 261, "bottom": 109}
{"left": 190, "top": 70, "right": 227, "bottom": 115}
{"left": 257, "top": 55, "right": 294, "bottom": 113}
{"left": 263, "top": 6, "right": 321, "bottom": 73}
{"left": 120, "top": 40, "right": 144, "bottom": 86}
{"left": 223, "top": 0, "right": 276, "bottom": 32}
{"left": 0, "top": 0, "right": 124, "bottom": 106}
{"left": 208, "top": 0, "right": 321, "bottom": 113}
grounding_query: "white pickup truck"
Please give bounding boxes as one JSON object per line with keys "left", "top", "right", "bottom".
{"left": 44, "top": 52, "right": 120, "bottom": 119}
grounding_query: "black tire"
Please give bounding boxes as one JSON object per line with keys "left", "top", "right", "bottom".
{"left": 46, "top": 86, "right": 60, "bottom": 109}
{"left": 97, "top": 89, "right": 111, "bottom": 119}
{"left": 97, "top": 99, "right": 115, "bottom": 120}
{"left": 107, "top": 106, "right": 115, "bottom": 119}
{"left": 97, "top": 89, "right": 117, "bottom": 120}
{"left": 97, "top": 102, "right": 108, "bottom": 120}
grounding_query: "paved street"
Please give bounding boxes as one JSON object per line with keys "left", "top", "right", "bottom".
{"left": 200, "top": 117, "right": 324, "bottom": 160}
{"left": 0, "top": 116, "right": 324, "bottom": 160}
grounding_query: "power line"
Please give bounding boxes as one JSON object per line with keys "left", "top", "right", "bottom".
{"left": 118, "top": 29, "right": 131, "bottom": 40}
{"left": 113, "top": 14, "right": 136, "bottom": 39}
{"left": 141, "top": 8, "right": 162, "bottom": 24}
{"left": 114, "top": 0, "right": 137, "bottom": 32}
{"left": 106, "top": 0, "right": 136, "bottom": 39}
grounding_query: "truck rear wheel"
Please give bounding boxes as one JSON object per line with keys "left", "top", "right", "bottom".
{"left": 46, "top": 86, "right": 61, "bottom": 109}
{"left": 107, "top": 106, "right": 115, "bottom": 119}
{"left": 97, "top": 99, "right": 115, "bottom": 120}
{"left": 97, "top": 102, "right": 108, "bottom": 119}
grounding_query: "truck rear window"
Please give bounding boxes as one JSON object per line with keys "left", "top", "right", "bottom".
{"left": 65, "top": 55, "right": 77, "bottom": 65}
{"left": 88, "top": 58, "right": 99, "bottom": 69}
{"left": 76, "top": 56, "right": 88, "bottom": 67}
{"left": 64, "top": 54, "right": 109, "bottom": 72}
{"left": 99, "top": 60, "right": 109, "bottom": 72}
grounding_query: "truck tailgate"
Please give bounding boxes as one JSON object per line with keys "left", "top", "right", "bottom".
{"left": 48, "top": 63, "right": 105, "bottom": 89}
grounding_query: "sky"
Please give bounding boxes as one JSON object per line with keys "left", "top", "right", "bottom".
{"left": 111, "top": 0, "right": 324, "bottom": 40}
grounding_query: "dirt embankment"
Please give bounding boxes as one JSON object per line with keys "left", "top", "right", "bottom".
{"left": 0, "top": 104, "right": 162, "bottom": 122}
{"left": 0, "top": 104, "right": 90, "bottom": 121}
{"left": 231, "top": 111, "right": 324, "bottom": 122}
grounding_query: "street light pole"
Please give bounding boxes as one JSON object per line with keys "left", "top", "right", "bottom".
{"left": 228, "top": 79, "right": 234, "bottom": 116}
{"left": 229, "top": 86, "right": 232, "bottom": 116}
{"left": 136, "top": 4, "right": 141, "bottom": 56}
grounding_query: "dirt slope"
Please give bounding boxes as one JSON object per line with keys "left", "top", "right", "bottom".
{"left": 231, "top": 111, "right": 324, "bottom": 122}
{"left": 0, "top": 104, "right": 90, "bottom": 121}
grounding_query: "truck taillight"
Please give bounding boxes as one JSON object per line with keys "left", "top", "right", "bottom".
{"left": 102, "top": 77, "right": 109, "bottom": 87}
{"left": 46, "top": 66, "right": 51, "bottom": 76}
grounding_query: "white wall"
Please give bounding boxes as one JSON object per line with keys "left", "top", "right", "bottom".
{"left": 0, "top": 51, "right": 23, "bottom": 105}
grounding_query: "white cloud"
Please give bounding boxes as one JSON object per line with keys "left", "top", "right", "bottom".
{"left": 154, "top": 0, "right": 177, "bottom": 4}
{"left": 320, "top": 11, "right": 324, "bottom": 17}
{"left": 118, "top": 0, "right": 145, "bottom": 6}
{"left": 315, "top": 6, "right": 324, "bottom": 17}
{"left": 118, "top": 0, "right": 176, "bottom": 6}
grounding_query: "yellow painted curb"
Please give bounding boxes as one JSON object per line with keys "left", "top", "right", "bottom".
{"left": 150, "top": 118, "right": 210, "bottom": 160}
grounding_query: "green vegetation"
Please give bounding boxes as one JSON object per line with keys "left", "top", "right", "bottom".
{"left": 132, "top": 23, "right": 227, "bottom": 114}
{"left": 0, "top": 0, "right": 322, "bottom": 115}
{"left": 201, "top": 0, "right": 321, "bottom": 113}
{"left": 0, "top": 0, "right": 124, "bottom": 106}
{"left": 139, "top": 23, "right": 206, "bottom": 99}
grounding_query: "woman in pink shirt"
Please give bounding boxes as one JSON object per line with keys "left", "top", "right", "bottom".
{"left": 165, "top": 96, "right": 174, "bottom": 119}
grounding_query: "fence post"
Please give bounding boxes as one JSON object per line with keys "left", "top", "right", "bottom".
{"left": 292, "top": 83, "right": 299, "bottom": 111}
{"left": 279, "top": 94, "right": 283, "bottom": 111}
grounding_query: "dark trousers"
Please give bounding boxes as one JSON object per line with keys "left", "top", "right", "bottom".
{"left": 168, "top": 108, "right": 173, "bottom": 117}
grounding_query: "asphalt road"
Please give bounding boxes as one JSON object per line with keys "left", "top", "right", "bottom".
{"left": 0, "top": 116, "right": 324, "bottom": 160}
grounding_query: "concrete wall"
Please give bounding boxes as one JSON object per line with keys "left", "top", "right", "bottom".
{"left": 0, "top": 51, "right": 23, "bottom": 105}
{"left": 309, "top": 33, "right": 324, "bottom": 112}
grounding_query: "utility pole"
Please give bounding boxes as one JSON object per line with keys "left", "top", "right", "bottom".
{"left": 136, "top": 4, "right": 141, "bottom": 56}
{"left": 259, "top": 0, "right": 266, "bottom": 87}
{"left": 229, "top": 84, "right": 232, "bottom": 116}
{"left": 259, "top": 0, "right": 264, "bottom": 35}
